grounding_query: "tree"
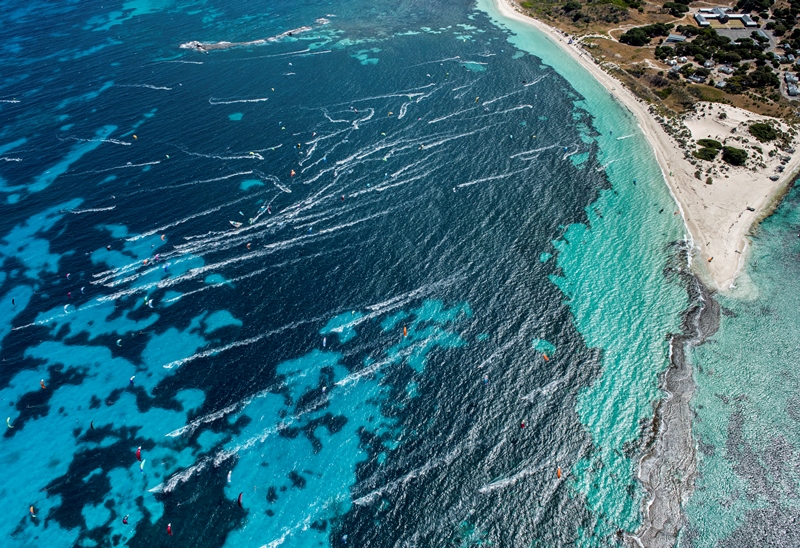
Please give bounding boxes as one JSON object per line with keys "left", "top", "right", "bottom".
{"left": 694, "top": 147, "right": 719, "bottom": 161}
{"left": 664, "top": 1, "right": 689, "bottom": 16}
{"left": 736, "top": 0, "right": 774, "bottom": 13}
{"left": 697, "top": 138, "right": 723, "bottom": 149}
{"left": 620, "top": 28, "right": 651, "bottom": 46}
{"left": 749, "top": 122, "right": 778, "bottom": 141}
{"left": 722, "top": 146, "right": 748, "bottom": 165}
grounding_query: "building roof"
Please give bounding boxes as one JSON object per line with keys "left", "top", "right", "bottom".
{"left": 740, "top": 14, "right": 756, "bottom": 26}
{"left": 695, "top": 14, "right": 710, "bottom": 26}
{"left": 666, "top": 34, "right": 687, "bottom": 42}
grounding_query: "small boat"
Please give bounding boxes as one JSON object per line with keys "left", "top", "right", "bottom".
{"left": 229, "top": 221, "right": 243, "bottom": 228}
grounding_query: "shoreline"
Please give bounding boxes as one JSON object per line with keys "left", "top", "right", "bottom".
{"left": 493, "top": 0, "right": 800, "bottom": 292}
{"left": 631, "top": 257, "right": 719, "bottom": 548}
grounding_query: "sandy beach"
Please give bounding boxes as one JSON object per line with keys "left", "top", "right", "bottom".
{"left": 494, "top": 0, "right": 800, "bottom": 291}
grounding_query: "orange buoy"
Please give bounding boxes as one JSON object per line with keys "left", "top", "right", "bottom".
{"left": 708, "top": 257, "right": 713, "bottom": 263}
{"left": 557, "top": 467, "right": 562, "bottom": 479}
{"left": 403, "top": 325, "right": 408, "bottom": 337}
{"left": 143, "top": 259, "right": 148, "bottom": 265}
{"left": 542, "top": 354, "right": 549, "bottom": 361}
{"left": 133, "top": 135, "right": 138, "bottom": 140}
{"left": 161, "top": 234, "right": 166, "bottom": 241}
{"left": 290, "top": 169, "right": 296, "bottom": 177}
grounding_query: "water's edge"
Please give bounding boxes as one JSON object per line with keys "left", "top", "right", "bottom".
{"left": 628, "top": 244, "right": 720, "bottom": 547}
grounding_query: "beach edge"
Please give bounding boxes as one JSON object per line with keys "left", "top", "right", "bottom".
{"left": 491, "top": 0, "right": 799, "bottom": 294}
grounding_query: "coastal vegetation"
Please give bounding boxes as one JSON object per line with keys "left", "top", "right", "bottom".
{"left": 513, "top": 0, "right": 800, "bottom": 120}
{"left": 694, "top": 138, "right": 723, "bottom": 161}
{"left": 749, "top": 121, "right": 778, "bottom": 141}
{"left": 619, "top": 23, "right": 673, "bottom": 45}
{"left": 722, "top": 145, "right": 749, "bottom": 165}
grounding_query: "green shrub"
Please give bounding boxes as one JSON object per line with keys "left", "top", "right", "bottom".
{"left": 697, "top": 138, "right": 723, "bottom": 149}
{"left": 620, "top": 28, "right": 650, "bottom": 46}
{"left": 694, "top": 147, "right": 720, "bottom": 161}
{"left": 619, "top": 23, "right": 674, "bottom": 46}
{"left": 664, "top": 1, "right": 689, "bottom": 16}
{"left": 749, "top": 122, "right": 777, "bottom": 142}
{"left": 722, "top": 146, "right": 748, "bottom": 165}
{"left": 655, "top": 87, "right": 673, "bottom": 99}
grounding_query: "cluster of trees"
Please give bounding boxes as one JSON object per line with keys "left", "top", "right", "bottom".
{"left": 736, "top": 0, "right": 774, "bottom": 13}
{"left": 724, "top": 64, "right": 780, "bottom": 93}
{"left": 663, "top": 0, "right": 691, "bottom": 18}
{"left": 665, "top": 27, "right": 767, "bottom": 64}
{"left": 558, "top": 0, "right": 635, "bottom": 24}
{"left": 694, "top": 139, "right": 723, "bottom": 161}
{"left": 619, "top": 23, "right": 674, "bottom": 46}
{"left": 693, "top": 139, "right": 749, "bottom": 165}
{"left": 749, "top": 122, "right": 778, "bottom": 141}
{"left": 643, "top": 27, "right": 782, "bottom": 92}
{"left": 764, "top": 7, "right": 796, "bottom": 36}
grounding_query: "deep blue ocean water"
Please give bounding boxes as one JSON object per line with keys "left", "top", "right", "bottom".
{"left": 0, "top": 0, "right": 696, "bottom": 546}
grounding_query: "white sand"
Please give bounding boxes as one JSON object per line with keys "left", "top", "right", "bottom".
{"left": 495, "top": 0, "right": 800, "bottom": 290}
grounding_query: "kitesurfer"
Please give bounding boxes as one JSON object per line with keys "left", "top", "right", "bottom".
{"left": 557, "top": 467, "right": 562, "bottom": 479}
{"left": 90, "top": 421, "right": 95, "bottom": 430}
{"left": 116, "top": 339, "right": 122, "bottom": 347}
{"left": 40, "top": 379, "right": 46, "bottom": 390}
{"left": 140, "top": 460, "right": 146, "bottom": 473}
{"left": 520, "top": 420, "right": 526, "bottom": 429}
{"left": 29, "top": 506, "right": 36, "bottom": 518}
{"left": 237, "top": 492, "right": 243, "bottom": 508}
{"left": 123, "top": 515, "right": 129, "bottom": 525}
{"left": 227, "top": 471, "right": 231, "bottom": 483}
{"left": 323, "top": 337, "right": 327, "bottom": 347}
{"left": 6, "top": 417, "right": 13, "bottom": 429}
{"left": 11, "top": 298, "right": 15, "bottom": 307}
{"left": 106, "top": 245, "right": 111, "bottom": 251}
{"left": 167, "top": 523, "right": 173, "bottom": 536}
{"left": 403, "top": 325, "right": 408, "bottom": 337}
{"left": 136, "top": 446, "right": 142, "bottom": 461}
{"left": 290, "top": 169, "right": 296, "bottom": 177}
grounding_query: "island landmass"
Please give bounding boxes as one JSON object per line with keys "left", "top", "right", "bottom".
{"left": 496, "top": 0, "right": 800, "bottom": 292}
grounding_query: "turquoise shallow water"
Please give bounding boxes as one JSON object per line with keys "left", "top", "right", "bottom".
{"left": 682, "top": 181, "right": 800, "bottom": 547}
{"left": 479, "top": 1, "right": 689, "bottom": 542}
{"left": 0, "top": 0, "right": 700, "bottom": 545}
